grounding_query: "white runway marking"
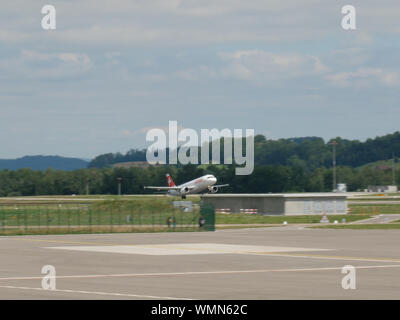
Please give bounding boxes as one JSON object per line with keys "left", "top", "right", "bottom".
{"left": 250, "top": 252, "right": 400, "bottom": 263}
{"left": 45, "top": 243, "right": 331, "bottom": 256}
{"left": 0, "top": 285, "right": 193, "bottom": 300}
{"left": 0, "top": 264, "right": 399, "bottom": 282}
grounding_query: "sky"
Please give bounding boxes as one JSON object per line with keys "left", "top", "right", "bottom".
{"left": 0, "top": 0, "right": 399, "bottom": 159}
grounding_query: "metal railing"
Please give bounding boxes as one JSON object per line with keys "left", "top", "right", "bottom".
{"left": 0, "top": 202, "right": 215, "bottom": 236}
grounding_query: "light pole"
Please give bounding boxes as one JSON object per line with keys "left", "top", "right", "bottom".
{"left": 330, "top": 140, "right": 339, "bottom": 192}
{"left": 86, "top": 178, "right": 90, "bottom": 196}
{"left": 117, "top": 177, "right": 122, "bottom": 196}
{"left": 393, "top": 153, "right": 396, "bottom": 186}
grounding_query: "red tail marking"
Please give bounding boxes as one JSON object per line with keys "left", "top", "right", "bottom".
{"left": 166, "top": 174, "right": 176, "bottom": 187}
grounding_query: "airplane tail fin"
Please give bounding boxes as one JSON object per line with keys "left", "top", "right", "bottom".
{"left": 166, "top": 173, "right": 176, "bottom": 187}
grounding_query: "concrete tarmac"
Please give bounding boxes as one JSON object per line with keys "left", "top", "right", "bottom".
{"left": 350, "top": 214, "right": 400, "bottom": 224}
{"left": 0, "top": 227, "right": 400, "bottom": 299}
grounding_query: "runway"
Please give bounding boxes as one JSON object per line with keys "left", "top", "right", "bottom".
{"left": 0, "top": 227, "right": 400, "bottom": 299}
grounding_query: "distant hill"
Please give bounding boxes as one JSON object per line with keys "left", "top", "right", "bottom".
{"left": 0, "top": 156, "right": 89, "bottom": 171}
{"left": 357, "top": 159, "right": 400, "bottom": 171}
{"left": 88, "top": 149, "right": 147, "bottom": 168}
{"left": 88, "top": 131, "right": 400, "bottom": 170}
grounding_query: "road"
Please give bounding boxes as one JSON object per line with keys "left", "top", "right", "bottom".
{"left": 0, "top": 227, "right": 400, "bottom": 299}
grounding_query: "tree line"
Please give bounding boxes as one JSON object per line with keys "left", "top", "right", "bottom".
{"left": 88, "top": 131, "right": 400, "bottom": 171}
{"left": 0, "top": 164, "right": 397, "bottom": 197}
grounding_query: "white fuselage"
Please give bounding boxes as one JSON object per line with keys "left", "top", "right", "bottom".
{"left": 169, "top": 174, "right": 217, "bottom": 196}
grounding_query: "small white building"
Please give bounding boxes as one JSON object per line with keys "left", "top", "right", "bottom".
{"left": 367, "top": 185, "right": 398, "bottom": 193}
{"left": 202, "top": 193, "right": 348, "bottom": 216}
{"left": 336, "top": 183, "right": 347, "bottom": 193}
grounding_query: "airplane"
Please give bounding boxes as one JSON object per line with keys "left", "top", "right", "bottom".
{"left": 144, "top": 173, "right": 229, "bottom": 199}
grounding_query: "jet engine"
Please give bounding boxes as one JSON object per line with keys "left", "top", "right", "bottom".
{"left": 209, "top": 186, "right": 219, "bottom": 193}
{"left": 180, "top": 187, "right": 190, "bottom": 194}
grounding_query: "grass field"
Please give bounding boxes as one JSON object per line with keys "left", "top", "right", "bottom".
{"left": 216, "top": 213, "right": 371, "bottom": 224}
{"left": 2, "top": 194, "right": 400, "bottom": 235}
{"left": 215, "top": 225, "right": 276, "bottom": 230}
{"left": 352, "top": 193, "right": 400, "bottom": 197}
{"left": 0, "top": 206, "right": 198, "bottom": 227}
{"left": 350, "top": 198, "right": 400, "bottom": 202}
{"left": 348, "top": 204, "right": 400, "bottom": 214}
{"left": 0, "top": 225, "right": 204, "bottom": 236}
{"left": 0, "top": 197, "right": 208, "bottom": 236}
{"left": 311, "top": 224, "right": 400, "bottom": 230}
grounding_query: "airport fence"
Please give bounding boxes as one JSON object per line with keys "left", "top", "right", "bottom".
{"left": 0, "top": 201, "right": 215, "bottom": 236}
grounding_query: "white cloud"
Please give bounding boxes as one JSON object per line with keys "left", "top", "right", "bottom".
{"left": 326, "top": 68, "right": 399, "bottom": 87}
{"left": 218, "top": 50, "right": 329, "bottom": 83}
{"left": 0, "top": 50, "right": 93, "bottom": 79}
{"left": 0, "top": 0, "right": 399, "bottom": 158}
{"left": 174, "top": 66, "right": 217, "bottom": 81}
{"left": 123, "top": 47, "right": 398, "bottom": 90}
{"left": 3, "top": 0, "right": 399, "bottom": 47}
{"left": 0, "top": 29, "right": 29, "bottom": 43}
{"left": 329, "top": 47, "right": 372, "bottom": 67}
{"left": 21, "top": 50, "right": 90, "bottom": 64}
{"left": 138, "top": 124, "right": 186, "bottom": 135}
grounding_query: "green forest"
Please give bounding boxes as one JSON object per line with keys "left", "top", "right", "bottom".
{"left": 0, "top": 163, "right": 397, "bottom": 197}
{"left": 0, "top": 131, "right": 399, "bottom": 196}
{"left": 88, "top": 131, "right": 400, "bottom": 170}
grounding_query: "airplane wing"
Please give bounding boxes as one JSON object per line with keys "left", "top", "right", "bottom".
{"left": 144, "top": 186, "right": 182, "bottom": 191}
{"left": 213, "top": 184, "right": 229, "bottom": 188}
{"left": 144, "top": 186, "right": 197, "bottom": 191}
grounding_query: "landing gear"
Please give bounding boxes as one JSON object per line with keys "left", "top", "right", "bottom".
{"left": 181, "top": 195, "right": 187, "bottom": 199}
